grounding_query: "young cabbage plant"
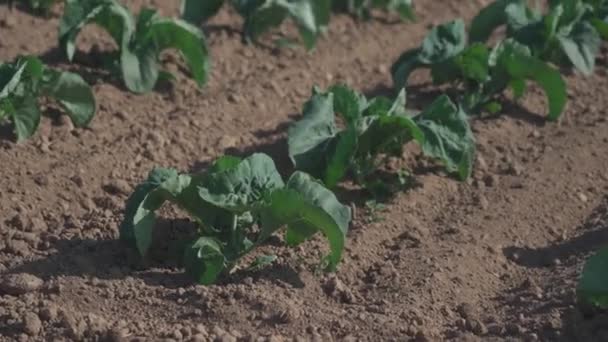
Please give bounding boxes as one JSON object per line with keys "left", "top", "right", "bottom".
{"left": 288, "top": 85, "right": 475, "bottom": 190}
{"left": 392, "top": 19, "right": 567, "bottom": 120}
{"left": 120, "top": 153, "right": 351, "bottom": 285}
{"left": 469, "top": 0, "right": 602, "bottom": 76}
{"left": 332, "top": 0, "right": 414, "bottom": 20}
{"left": 59, "top": 0, "right": 210, "bottom": 93}
{"left": 0, "top": 56, "right": 96, "bottom": 142}
{"left": 180, "top": 0, "right": 331, "bottom": 50}
{"left": 578, "top": 246, "right": 608, "bottom": 309}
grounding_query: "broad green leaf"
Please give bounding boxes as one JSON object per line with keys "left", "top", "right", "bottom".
{"left": 578, "top": 247, "right": 608, "bottom": 309}
{"left": 418, "top": 19, "right": 467, "bottom": 64}
{"left": 12, "top": 95, "right": 42, "bottom": 142}
{"left": 59, "top": 0, "right": 135, "bottom": 61}
{"left": 391, "top": 48, "right": 422, "bottom": 89}
{"left": 324, "top": 129, "right": 358, "bottom": 188}
{"left": 327, "top": 84, "right": 364, "bottom": 124}
{"left": 591, "top": 17, "right": 608, "bottom": 39}
{"left": 558, "top": 21, "right": 601, "bottom": 75}
{"left": 183, "top": 237, "right": 226, "bottom": 285}
{"left": 357, "top": 113, "right": 423, "bottom": 159}
{"left": 262, "top": 171, "right": 351, "bottom": 270}
{"left": 181, "top": 0, "right": 225, "bottom": 23}
{"left": 147, "top": 17, "right": 210, "bottom": 88}
{"left": 131, "top": 173, "right": 193, "bottom": 255}
{"left": 41, "top": 70, "right": 96, "bottom": 127}
{"left": 119, "top": 168, "right": 179, "bottom": 248}
{"left": 120, "top": 47, "right": 159, "bottom": 93}
{"left": 496, "top": 40, "right": 567, "bottom": 120}
{"left": 244, "top": 3, "right": 289, "bottom": 43}
{"left": 0, "top": 63, "right": 27, "bottom": 99}
{"left": 198, "top": 153, "right": 285, "bottom": 211}
{"left": 414, "top": 95, "right": 475, "bottom": 180}
{"left": 456, "top": 43, "right": 491, "bottom": 83}
{"left": 470, "top": 0, "right": 522, "bottom": 42}
{"left": 288, "top": 93, "right": 337, "bottom": 178}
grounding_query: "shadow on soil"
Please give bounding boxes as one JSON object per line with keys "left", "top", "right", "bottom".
{"left": 499, "top": 197, "right": 608, "bottom": 341}
{"left": 6, "top": 217, "right": 306, "bottom": 290}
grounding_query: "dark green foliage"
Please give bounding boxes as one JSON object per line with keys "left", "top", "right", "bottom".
{"left": 288, "top": 85, "right": 475, "bottom": 189}
{"left": 120, "top": 153, "right": 351, "bottom": 285}
{"left": 59, "top": 0, "right": 210, "bottom": 93}
{"left": 0, "top": 56, "right": 96, "bottom": 141}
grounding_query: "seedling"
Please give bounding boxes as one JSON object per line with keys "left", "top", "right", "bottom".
{"left": 470, "top": 0, "right": 603, "bottom": 75}
{"left": 288, "top": 84, "right": 475, "bottom": 191}
{"left": 180, "top": 0, "right": 415, "bottom": 49}
{"left": 59, "top": 0, "right": 210, "bottom": 93}
{"left": 120, "top": 153, "right": 351, "bottom": 285}
{"left": 181, "top": 0, "right": 330, "bottom": 50}
{"left": 0, "top": 56, "right": 96, "bottom": 141}
{"left": 392, "top": 19, "right": 567, "bottom": 120}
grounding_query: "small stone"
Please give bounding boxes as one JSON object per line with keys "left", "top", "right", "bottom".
{"left": 172, "top": 329, "right": 183, "bottom": 340}
{"left": 0, "top": 273, "right": 44, "bottom": 295}
{"left": 217, "top": 136, "right": 238, "bottom": 150}
{"left": 39, "top": 303, "right": 59, "bottom": 321}
{"left": 578, "top": 193, "right": 588, "bottom": 203}
{"left": 23, "top": 312, "right": 42, "bottom": 336}
{"left": 467, "top": 319, "right": 488, "bottom": 335}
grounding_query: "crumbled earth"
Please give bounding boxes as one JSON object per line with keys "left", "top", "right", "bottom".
{"left": 1, "top": 0, "right": 608, "bottom": 341}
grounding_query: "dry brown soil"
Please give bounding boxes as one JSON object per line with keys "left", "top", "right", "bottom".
{"left": 1, "top": 0, "right": 608, "bottom": 341}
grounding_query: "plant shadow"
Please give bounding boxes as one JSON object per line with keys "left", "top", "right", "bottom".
{"left": 5, "top": 216, "right": 305, "bottom": 290}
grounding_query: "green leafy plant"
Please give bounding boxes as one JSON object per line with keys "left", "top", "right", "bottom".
{"left": 470, "top": 0, "right": 603, "bottom": 76}
{"left": 0, "top": 56, "right": 96, "bottom": 141}
{"left": 392, "top": 19, "right": 567, "bottom": 120}
{"left": 332, "top": 0, "right": 414, "bottom": 20}
{"left": 288, "top": 85, "right": 475, "bottom": 190}
{"left": 120, "top": 153, "right": 351, "bottom": 285}
{"left": 578, "top": 246, "right": 608, "bottom": 309}
{"left": 180, "top": 0, "right": 331, "bottom": 50}
{"left": 58, "top": 0, "right": 210, "bottom": 93}
{"left": 180, "top": 0, "right": 414, "bottom": 49}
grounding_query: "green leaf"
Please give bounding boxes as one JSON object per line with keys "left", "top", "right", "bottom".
{"left": 391, "top": 48, "right": 422, "bottom": 90}
{"left": 578, "top": 247, "right": 608, "bottom": 309}
{"left": 183, "top": 237, "right": 226, "bottom": 285}
{"left": 262, "top": 172, "right": 351, "bottom": 271}
{"left": 414, "top": 95, "right": 475, "bottom": 180}
{"left": 418, "top": 19, "right": 467, "bottom": 64}
{"left": 456, "top": 43, "right": 491, "bottom": 83}
{"left": 12, "top": 95, "right": 42, "bottom": 142}
{"left": 495, "top": 39, "right": 567, "bottom": 120}
{"left": 558, "top": 21, "right": 601, "bottom": 75}
{"left": 180, "top": 0, "right": 225, "bottom": 23}
{"left": 470, "top": 0, "right": 522, "bottom": 42}
{"left": 41, "top": 70, "right": 96, "bottom": 127}
{"left": 327, "top": 84, "right": 364, "bottom": 124}
{"left": 59, "top": 0, "right": 135, "bottom": 61}
{"left": 288, "top": 93, "right": 338, "bottom": 178}
{"left": 0, "top": 62, "right": 27, "bottom": 99}
{"left": 119, "top": 168, "right": 179, "bottom": 249}
{"left": 324, "top": 129, "right": 358, "bottom": 188}
{"left": 198, "top": 153, "right": 285, "bottom": 212}
{"left": 146, "top": 17, "right": 211, "bottom": 88}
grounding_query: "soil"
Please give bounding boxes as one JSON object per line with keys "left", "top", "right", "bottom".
{"left": 1, "top": 0, "right": 608, "bottom": 341}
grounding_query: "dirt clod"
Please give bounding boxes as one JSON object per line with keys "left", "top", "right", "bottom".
{"left": 22, "top": 312, "right": 42, "bottom": 336}
{"left": 0, "top": 273, "right": 44, "bottom": 295}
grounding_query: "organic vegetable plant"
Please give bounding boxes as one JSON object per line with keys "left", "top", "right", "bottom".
{"left": 120, "top": 153, "right": 351, "bottom": 285}
{"left": 0, "top": 56, "right": 96, "bottom": 141}
{"left": 470, "top": 0, "right": 604, "bottom": 76}
{"left": 392, "top": 19, "right": 567, "bottom": 120}
{"left": 288, "top": 85, "right": 475, "bottom": 190}
{"left": 180, "top": 0, "right": 414, "bottom": 49}
{"left": 578, "top": 246, "right": 608, "bottom": 309}
{"left": 180, "top": 0, "right": 331, "bottom": 49}
{"left": 59, "top": 0, "right": 210, "bottom": 93}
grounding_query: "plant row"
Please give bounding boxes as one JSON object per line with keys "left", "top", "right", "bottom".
{"left": 3, "top": 0, "right": 608, "bottom": 305}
